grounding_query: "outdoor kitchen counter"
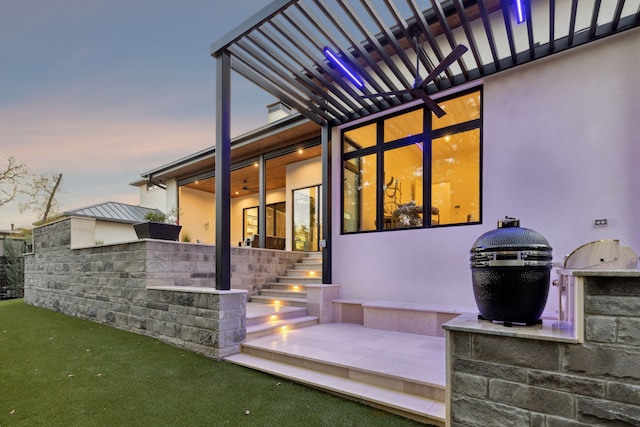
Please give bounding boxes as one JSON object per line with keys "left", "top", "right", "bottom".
{"left": 442, "top": 313, "right": 579, "bottom": 344}
{"left": 559, "top": 268, "right": 640, "bottom": 277}
{"left": 443, "top": 269, "right": 640, "bottom": 345}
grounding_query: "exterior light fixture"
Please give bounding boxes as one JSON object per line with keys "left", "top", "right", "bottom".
{"left": 515, "top": 0, "right": 525, "bottom": 24}
{"left": 323, "top": 47, "right": 364, "bottom": 89}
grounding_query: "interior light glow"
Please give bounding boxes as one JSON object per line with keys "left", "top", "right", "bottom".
{"left": 515, "top": 0, "right": 525, "bottom": 24}
{"left": 298, "top": 148, "right": 303, "bottom": 154}
{"left": 323, "top": 47, "right": 364, "bottom": 89}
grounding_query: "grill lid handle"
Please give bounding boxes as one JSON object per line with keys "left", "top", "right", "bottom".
{"left": 498, "top": 217, "right": 520, "bottom": 228}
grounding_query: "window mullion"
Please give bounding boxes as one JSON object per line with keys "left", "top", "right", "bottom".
{"left": 424, "top": 107, "right": 432, "bottom": 228}
{"left": 376, "top": 121, "right": 385, "bottom": 231}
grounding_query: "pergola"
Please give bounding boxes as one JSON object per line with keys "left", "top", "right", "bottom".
{"left": 209, "top": 0, "right": 640, "bottom": 290}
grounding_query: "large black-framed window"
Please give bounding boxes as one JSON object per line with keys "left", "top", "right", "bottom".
{"left": 341, "top": 88, "right": 482, "bottom": 234}
{"left": 243, "top": 202, "right": 286, "bottom": 241}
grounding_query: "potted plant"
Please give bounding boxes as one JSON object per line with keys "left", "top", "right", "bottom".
{"left": 134, "top": 208, "right": 182, "bottom": 241}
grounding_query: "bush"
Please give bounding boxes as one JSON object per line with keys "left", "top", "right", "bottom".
{"left": 4, "top": 239, "right": 25, "bottom": 298}
{"left": 143, "top": 211, "right": 167, "bottom": 223}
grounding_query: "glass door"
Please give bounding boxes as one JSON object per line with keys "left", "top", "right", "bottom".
{"left": 292, "top": 185, "right": 321, "bottom": 252}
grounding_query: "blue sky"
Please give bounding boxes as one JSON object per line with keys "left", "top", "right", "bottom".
{"left": 0, "top": 0, "right": 275, "bottom": 229}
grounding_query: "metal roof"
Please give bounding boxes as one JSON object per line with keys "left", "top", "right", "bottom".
{"left": 64, "top": 202, "right": 162, "bottom": 224}
{"left": 210, "top": 0, "right": 640, "bottom": 126}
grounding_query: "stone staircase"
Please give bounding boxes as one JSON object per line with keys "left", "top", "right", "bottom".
{"left": 246, "top": 252, "right": 322, "bottom": 340}
{"left": 249, "top": 251, "right": 322, "bottom": 307}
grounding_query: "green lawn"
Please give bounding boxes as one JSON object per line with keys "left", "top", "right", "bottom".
{"left": 0, "top": 299, "right": 426, "bottom": 426}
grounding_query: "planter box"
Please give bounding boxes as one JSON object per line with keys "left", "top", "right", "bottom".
{"left": 133, "top": 222, "right": 182, "bottom": 241}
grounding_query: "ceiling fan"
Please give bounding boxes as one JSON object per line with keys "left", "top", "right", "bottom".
{"left": 361, "top": 42, "right": 468, "bottom": 118}
{"left": 241, "top": 180, "right": 258, "bottom": 192}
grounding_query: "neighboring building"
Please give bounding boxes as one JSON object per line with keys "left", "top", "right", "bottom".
{"left": 63, "top": 201, "right": 163, "bottom": 244}
{"left": 132, "top": 1, "right": 640, "bottom": 316}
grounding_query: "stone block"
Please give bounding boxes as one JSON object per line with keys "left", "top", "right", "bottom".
{"left": 545, "top": 416, "right": 587, "bottom": 427}
{"left": 530, "top": 413, "right": 545, "bottom": 427}
{"left": 217, "top": 316, "right": 242, "bottom": 332}
{"left": 585, "top": 296, "right": 640, "bottom": 317}
{"left": 527, "top": 370, "right": 605, "bottom": 398}
{"left": 181, "top": 325, "right": 199, "bottom": 342}
{"left": 489, "top": 379, "right": 574, "bottom": 416}
{"left": 453, "top": 358, "right": 527, "bottom": 383}
{"left": 585, "top": 316, "right": 617, "bottom": 343}
{"left": 216, "top": 328, "right": 245, "bottom": 348}
{"left": 472, "top": 334, "right": 560, "bottom": 370}
{"left": 198, "top": 329, "right": 214, "bottom": 346}
{"left": 617, "top": 318, "right": 640, "bottom": 346}
{"left": 452, "top": 331, "right": 471, "bottom": 357}
{"left": 585, "top": 277, "right": 640, "bottom": 296}
{"left": 577, "top": 396, "right": 640, "bottom": 425}
{"left": 607, "top": 382, "right": 640, "bottom": 406}
{"left": 176, "top": 313, "right": 196, "bottom": 327}
{"left": 565, "top": 343, "right": 640, "bottom": 381}
{"left": 452, "top": 372, "right": 488, "bottom": 398}
{"left": 194, "top": 316, "right": 217, "bottom": 330}
{"left": 451, "top": 395, "right": 530, "bottom": 426}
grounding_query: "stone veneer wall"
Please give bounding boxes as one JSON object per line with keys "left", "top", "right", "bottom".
{"left": 24, "top": 218, "right": 307, "bottom": 359}
{"left": 447, "top": 273, "right": 640, "bottom": 426}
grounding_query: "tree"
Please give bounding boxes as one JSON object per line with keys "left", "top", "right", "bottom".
{"left": 19, "top": 172, "right": 63, "bottom": 224}
{"left": 0, "top": 156, "right": 29, "bottom": 208}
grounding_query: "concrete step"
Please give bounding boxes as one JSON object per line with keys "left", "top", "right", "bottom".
{"left": 246, "top": 316, "right": 319, "bottom": 341}
{"left": 250, "top": 295, "right": 308, "bottom": 307}
{"left": 299, "top": 257, "right": 322, "bottom": 264}
{"left": 283, "top": 269, "right": 321, "bottom": 278}
{"left": 225, "top": 352, "right": 445, "bottom": 426}
{"left": 300, "top": 252, "right": 322, "bottom": 260}
{"left": 267, "top": 283, "right": 308, "bottom": 292}
{"left": 246, "top": 304, "right": 308, "bottom": 327}
{"left": 259, "top": 289, "right": 308, "bottom": 300}
{"left": 275, "top": 276, "right": 322, "bottom": 285}
{"left": 291, "top": 262, "right": 322, "bottom": 270}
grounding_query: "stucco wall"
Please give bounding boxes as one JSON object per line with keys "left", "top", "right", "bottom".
{"left": 330, "top": 28, "right": 640, "bottom": 315}
{"left": 179, "top": 186, "right": 216, "bottom": 244}
{"left": 95, "top": 220, "right": 138, "bottom": 244}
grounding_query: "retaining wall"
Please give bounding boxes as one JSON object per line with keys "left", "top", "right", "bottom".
{"left": 24, "top": 217, "right": 306, "bottom": 359}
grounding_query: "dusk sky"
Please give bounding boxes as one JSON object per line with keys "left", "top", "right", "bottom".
{"left": 1, "top": 0, "right": 276, "bottom": 229}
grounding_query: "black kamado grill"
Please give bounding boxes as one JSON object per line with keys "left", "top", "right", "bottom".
{"left": 470, "top": 217, "right": 553, "bottom": 326}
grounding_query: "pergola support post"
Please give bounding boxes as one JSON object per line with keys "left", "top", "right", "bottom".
{"left": 321, "top": 122, "right": 331, "bottom": 283}
{"left": 258, "top": 154, "right": 266, "bottom": 249}
{"left": 215, "top": 51, "right": 231, "bottom": 291}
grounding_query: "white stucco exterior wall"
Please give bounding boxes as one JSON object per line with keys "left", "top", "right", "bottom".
{"left": 138, "top": 183, "right": 167, "bottom": 211}
{"left": 331, "top": 28, "right": 640, "bottom": 315}
{"left": 95, "top": 221, "right": 138, "bottom": 244}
